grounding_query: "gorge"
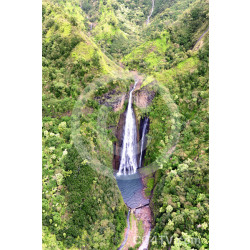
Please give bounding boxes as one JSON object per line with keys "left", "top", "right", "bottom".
{"left": 116, "top": 79, "right": 152, "bottom": 249}
{"left": 42, "top": 0, "right": 209, "bottom": 248}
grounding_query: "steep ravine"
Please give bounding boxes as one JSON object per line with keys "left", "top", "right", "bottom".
{"left": 114, "top": 79, "right": 155, "bottom": 249}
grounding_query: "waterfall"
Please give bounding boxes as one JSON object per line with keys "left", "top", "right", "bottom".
{"left": 118, "top": 80, "right": 139, "bottom": 176}
{"left": 139, "top": 117, "right": 149, "bottom": 168}
{"left": 146, "top": 0, "right": 155, "bottom": 25}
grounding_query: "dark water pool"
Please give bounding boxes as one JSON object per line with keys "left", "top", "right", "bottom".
{"left": 116, "top": 172, "right": 149, "bottom": 209}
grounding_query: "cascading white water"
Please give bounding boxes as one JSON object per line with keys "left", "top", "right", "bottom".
{"left": 146, "top": 0, "right": 155, "bottom": 25}
{"left": 139, "top": 117, "right": 149, "bottom": 168}
{"left": 118, "top": 80, "right": 139, "bottom": 176}
{"left": 116, "top": 80, "right": 149, "bottom": 207}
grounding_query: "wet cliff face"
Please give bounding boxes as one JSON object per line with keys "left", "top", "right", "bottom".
{"left": 133, "top": 88, "right": 155, "bottom": 108}
{"left": 113, "top": 108, "right": 126, "bottom": 170}
{"left": 95, "top": 89, "right": 126, "bottom": 112}
{"left": 139, "top": 116, "right": 150, "bottom": 168}
{"left": 113, "top": 84, "right": 155, "bottom": 171}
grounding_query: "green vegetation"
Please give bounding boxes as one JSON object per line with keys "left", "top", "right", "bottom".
{"left": 42, "top": 88, "right": 130, "bottom": 248}
{"left": 43, "top": 0, "right": 209, "bottom": 248}
{"left": 145, "top": 176, "right": 155, "bottom": 197}
{"left": 134, "top": 215, "right": 145, "bottom": 249}
{"left": 121, "top": 0, "right": 209, "bottom": 248}
{"left": 169, "top": 0, "right": 209, "bottom": 51}
{"left": 42, "top": 0, "right": 120, "bottom": 117}
{"left": 42, "top": 1, "right": 130, "bottom": 248}
{"left": 146, "top": 24, "right": 209, "bottom": 250}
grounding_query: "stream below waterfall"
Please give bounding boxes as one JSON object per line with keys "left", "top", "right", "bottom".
{"left": 118, "top": 210, "right": 131, "bottom": 250}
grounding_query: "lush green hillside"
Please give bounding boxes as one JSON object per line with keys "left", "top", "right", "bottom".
{"left": 42, "top": 1, "right": 128, "bottom": 249}
{"left": 42, "top": 0, "right": 120, "bottom": 117}
{"left": 42, "top": 0, "right": 209, "bottom": 249}
{"left": 121, "top": 0, "right": 209, "bottom": 248}
{"left": 148, "top": 40, "right": 209, "bottom": 249}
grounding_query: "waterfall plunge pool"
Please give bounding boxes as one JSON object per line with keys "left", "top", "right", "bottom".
{"left": 116, "top": 173, "right": 149, "bottom": 209}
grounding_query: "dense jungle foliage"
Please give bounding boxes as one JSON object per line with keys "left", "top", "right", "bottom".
{"left": 42, "top": 0, "right": 209, "bottom": 249}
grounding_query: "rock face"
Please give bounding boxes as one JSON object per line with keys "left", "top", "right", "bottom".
{"left": 95, "top": 90, "right": 126, "bottom": 112}
{"left": 135, "top": 205, "right": 152, "bottom": 250}
{"left": 133, "top": 87, "right": 155, "bottom": 108}
{"left": 113, "top": 94, "right": 126, "bottom": 112}
{"left": 139, "top": 116, "right": 150, "bottom": 168}
{"left": 113, "top": 108, "right": 126, "bottom": 170}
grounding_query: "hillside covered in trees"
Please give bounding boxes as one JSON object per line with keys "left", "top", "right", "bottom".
{"left": 42, "top": 0, "right": 209, "bottom": 249}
